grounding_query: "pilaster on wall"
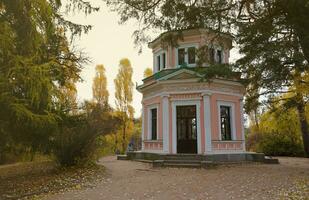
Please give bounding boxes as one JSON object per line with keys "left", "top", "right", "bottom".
{"left": 162, "top": 94, "right": 170, "bottom": 153}
{"left": 202, "top": 93, "right": 212, "bottom": 154}
{"left": 141, "top": 103, "right": 145, "bottom": 151}
{"left": 240, "top": 98, "right": 246, "bottom": 151}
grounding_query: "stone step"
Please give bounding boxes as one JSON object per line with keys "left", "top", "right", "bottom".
{"left": 164, "top": 154, "right": 204, "bottom": 161}
{"left": 164, "top": 160, "right": 202, "bottom": 164}
{"left": 163, "top": 162, "right": 202, "bottom": 168}
{"left": 117, "top": 155, "right": 128, "bottom": 160}
{"left": 152, "top": 159, "right": 215, "bottom": 168}
{"left": 133, "top": 159, "right": 154, "bottom": 163}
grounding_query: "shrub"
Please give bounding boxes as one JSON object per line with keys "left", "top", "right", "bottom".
{"left": 52, "top": 105, "right": 119, "bottom": 166}
{"left": 247, "top": 131, "right": 305, "bottom": 157}
{"left": 246, "top": 106, "right": 307, "bottom": 157}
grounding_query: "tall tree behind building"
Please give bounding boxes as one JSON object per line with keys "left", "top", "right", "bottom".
{"left": 92, "top": 64, "right": 109, "bottom": 107}
{"left": 143, "top": 67, "right": 153, "bottom": 78}
{"left": 114, "top": 58, "right": 134, "bottom": 153}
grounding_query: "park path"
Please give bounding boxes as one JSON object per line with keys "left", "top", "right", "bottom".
{"left": 44, "top": 156, "right": 309, "bottom": 200}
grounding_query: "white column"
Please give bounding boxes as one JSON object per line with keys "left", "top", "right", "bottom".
{"left": 162, "top": 95, "right": 170, "bottom": 153}
{"left": 141, "top": 103, "right": 145, "bottom": 151}
{"left": 240, "top": 98, "right": 246, "bottom": 151}
{"left": 203, "top": 93, "right": 212, "bottom": 153}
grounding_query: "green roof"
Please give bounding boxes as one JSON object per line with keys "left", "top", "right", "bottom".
{"left": 143, "top": 66, "right": 241, "bottom": 82}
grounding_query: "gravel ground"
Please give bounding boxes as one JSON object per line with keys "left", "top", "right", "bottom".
{"left": 44, "top": 156, "right": 309, "bottom": 200}
{"left": 0, "top": 161, "right": 106, "bottom": 200}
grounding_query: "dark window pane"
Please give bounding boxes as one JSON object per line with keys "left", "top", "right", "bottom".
{"left": 178, "top": 48, "right": 185, "bottom": 65}
{"left": 220, "top": 106, "right": 232, "bottom": 140}
{"left": 162, "top": 53, "right": 166, "bottom": 69}
{"left": 157, "top": 55, "right": 161, "bottom": 71}
{"left": 209, "top": 48, "right": 215, "bottom": 64}
{"left": 151, "top": 108, "right": 157, "bottom": 140}
{"left": 188, "top": 47, "right": 196, "bottom": 64}
{"left": 217, "top": 50, "right": 222, "bottom": 64}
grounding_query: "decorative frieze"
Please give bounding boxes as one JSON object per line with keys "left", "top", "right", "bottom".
{"left": 212, "top": 140, "right": 244, "bottom": 151}
{"left": 144, "top": 140, "right": 163, "bottom": 150}
{"left": 143, "top": 81, "right": 243, "bottom": 100}
{"left": 170, "top": 93, "right": 201, "bottom": 100}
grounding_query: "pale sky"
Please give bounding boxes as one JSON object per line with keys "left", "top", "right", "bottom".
{"left": 68, "top": 1, "right": 240, "bottom": 118}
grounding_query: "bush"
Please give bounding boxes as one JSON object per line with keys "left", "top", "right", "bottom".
{"left": 246, "top": 106, "right": 307, "bottom": 157}
{"left": 52, "top": 114, "right": 93, "bottom": 166}
{"left": 247, "top": 131, "right": 305, "bottom": 157}
{"left": 52, "top": 105, "right": 119, "bottom": 166}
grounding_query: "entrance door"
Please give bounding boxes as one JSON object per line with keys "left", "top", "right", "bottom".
{"left": 176, "top": 105, "right": 197, "bottom": 154}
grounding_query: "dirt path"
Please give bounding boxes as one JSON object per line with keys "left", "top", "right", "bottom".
{"left": 44, "top": 156, "right": 309, "bottom": 200}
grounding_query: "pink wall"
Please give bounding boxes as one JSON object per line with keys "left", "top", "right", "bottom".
{"left": 143, "top": 96, "right": 163, "bottom": 141}
{"left": 210, "top": 94, "right": 242, "bottom": 141}
{"left": 152, "top": 32, "right": 231, "bottom": 70}
{"left": 143, "top": 92, "right": 243, "bottom": 153}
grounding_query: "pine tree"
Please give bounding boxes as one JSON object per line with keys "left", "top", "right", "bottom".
{"left": 0, "top": 0, "right": 98, "bottom": 161}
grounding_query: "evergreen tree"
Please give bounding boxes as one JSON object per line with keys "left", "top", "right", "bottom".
{"left": 0, "top": 0, "right": 98, "bottom": 161}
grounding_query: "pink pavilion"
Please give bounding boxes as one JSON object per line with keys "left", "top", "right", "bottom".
{"left": 137, "top": 28, "right": 246, "bottom": 155}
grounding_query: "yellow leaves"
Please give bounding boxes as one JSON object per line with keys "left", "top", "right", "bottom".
{"left": 92, "top": 64, "right": 109, "bottom": 106}
{"left": 143, "top": 67, "right": 153, "bottom": 78}
{"left": 114, "top": 58, "right": 135, "bottom": 153}
{"left": 114, "top": 58, "right": 134, "bottom": 110}
{"left": 59, "top": 79, "right": 78, "bottom": 111}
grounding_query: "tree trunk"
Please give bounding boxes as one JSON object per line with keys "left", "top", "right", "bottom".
{"left": 296, "top": 96, "right": 309, "bottom": 157}
{"left": 122, "top": 120, "right": 126, "bottom": 153}
{"left": 254, "top": 109, "right": 259, "bottom": 130}
{"left": 114, "top": 133, "right": 118, "bottom": 154}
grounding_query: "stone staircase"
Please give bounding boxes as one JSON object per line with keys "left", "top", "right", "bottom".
{"left": 117, "top": 152, "right": 279, "bottom": 168}
{"left": 152, "top": 154, "right": 215, "bottom": 168}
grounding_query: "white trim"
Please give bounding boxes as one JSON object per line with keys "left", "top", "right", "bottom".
{"left": 141, "top": 104, "right": 145, "bottom": 150}
{"left": 217, "top": 101, "right": 236, "bottom": 141}
{"left": 203, "top": 94, "right": 212, "bottom": 153}
{"left": 161, "top": 78, "right": 243, "bottom": 86}
{"left": 142, "top": 89, "right": 243, "bottom": 102}
{"left": 175, "top": 44, "right": 198, "bottom": 67}
{"left": 154, "top": 50, "right": 167, "bottom": 72}
{"left": 240, "top": 99, "right": 246, "bottom": 151}
{"left": 172, "top": 100, "right": 201, "bottom": 154}
{"left": 147, "top": 104, "right": 159, "bottom": 140}
{"left": 162, "top": 95, "right": 170, "bottom": 153}
{"left": 138, "top": 78, "right": 244, "bottom": 93}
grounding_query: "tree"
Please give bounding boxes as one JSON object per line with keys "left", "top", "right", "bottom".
{"left": 114, "top": 58, "right": 134, "bottom": 153}
{"left": 236, "top": 1, "right": 309, "bottom": 156}
{"left": 92, "top": 64, "right": 109, "bottom": 107}
{"left": 105, "top": 0, "right": 309, "bottom": 156}
{"left": 143, "top": 67, "right": 153, "bottom": 78}
{"left": 0, "top": 0, "right": 98, "bottom": 162}
{"left": 246, "top": 99, "right": 308, "bottom": 156}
